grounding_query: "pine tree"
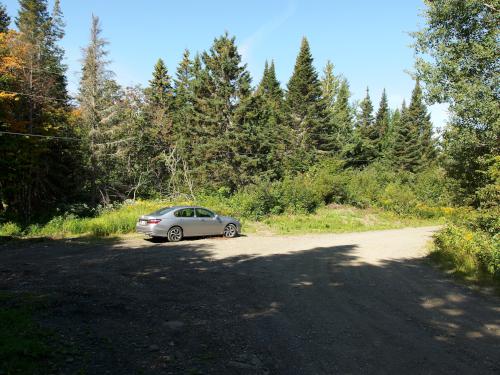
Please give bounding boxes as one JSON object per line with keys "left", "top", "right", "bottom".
{"left": 285, "top": 37, "right": 325, "bottom": 158}
{"left": 0, "top": 2, "right": 10, "bottom": 32}
{"left": 374, "top": 88, "right": 390, "bottom": 157}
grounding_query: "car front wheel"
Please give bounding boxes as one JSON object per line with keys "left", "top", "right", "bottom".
{"left": 223, "top": 224, "right": 237, "bottom": 238}
{"left": 167, "top": 226, "right": 183, "bottom": 242}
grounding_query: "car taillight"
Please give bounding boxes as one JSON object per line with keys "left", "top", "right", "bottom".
{"left": 147, "top": 219, "right": 161, "bottom": 224}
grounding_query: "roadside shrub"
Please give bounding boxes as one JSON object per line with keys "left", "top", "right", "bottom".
{"left": 433, "top": 224, "right": 500, "bottom": 283}
{"left": 0, "top": 222, "right": 22, "bottom": 237}
{"left": 276, "top": 176, "right": 322, "bottom": 214}
{"left": 413, "top": 167, "right": 451, "bottom": 206}
{"left": 380, "top": 183, "right": 418, "bottom": 215}
{"left": 231, "top": 181, "right": 281, "bottom": 219}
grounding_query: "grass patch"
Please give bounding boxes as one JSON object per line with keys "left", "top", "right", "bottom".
{"left": 261, "top": 206, "right": 441, "bottom": 235}
{"left": 0, "top": 199, "right": 443, "bottom": 240}
{"left": 0, "top": 292, "right": 59, "bottom": 375}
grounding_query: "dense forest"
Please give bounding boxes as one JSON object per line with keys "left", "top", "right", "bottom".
{"left": 1, "top": 0, "right": 439, "bottom": 218}
{"left": 0, "top": 1, "right": 498, "bottom": 280}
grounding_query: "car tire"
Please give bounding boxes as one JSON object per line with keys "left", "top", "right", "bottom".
{"left": 167, "top": 226, "right": 183, "bottom": 242}
{"left": 223, "top": 223, "right": 237, "bottom": 238}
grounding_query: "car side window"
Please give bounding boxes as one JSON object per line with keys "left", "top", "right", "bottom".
{"left": 174, "top": 208, "right": 195, "bottom": 218}
{"left": 195, "top": 208, "right": 214, "bottom": 218}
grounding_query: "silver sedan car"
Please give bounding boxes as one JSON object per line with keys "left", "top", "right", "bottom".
{"left": 136, "top": 206, "right": 241, "bottom": 242}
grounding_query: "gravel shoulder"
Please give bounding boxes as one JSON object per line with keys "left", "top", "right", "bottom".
{"left": 1, "top": 226, "right": 499, "bottom": 374}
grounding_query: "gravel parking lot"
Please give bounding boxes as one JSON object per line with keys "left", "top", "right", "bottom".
{"left": 1, "top": 226, "right": 499, "bottom": 374}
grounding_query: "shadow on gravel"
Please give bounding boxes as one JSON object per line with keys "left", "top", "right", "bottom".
{"left": 0, "top": 237, "right": 499, "bottom": 374}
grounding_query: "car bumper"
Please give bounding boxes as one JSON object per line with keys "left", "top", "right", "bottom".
{"left": 136, "top": 223, "right": 157, "bottom": 236}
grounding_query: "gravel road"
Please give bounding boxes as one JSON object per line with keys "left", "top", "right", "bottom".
{"left": 1, "top": 226, "right": 499, "bottom": 374}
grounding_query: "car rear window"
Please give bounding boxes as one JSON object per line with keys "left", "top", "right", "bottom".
{"left": 148, "top": 207, "right": 175, "bottom": 216}
{"left": 196, "top": 208, "right": 214, "bottom": 218}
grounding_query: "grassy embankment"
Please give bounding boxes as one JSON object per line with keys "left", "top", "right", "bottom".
{"left": 0, "top": 198, "right": 443, "bottom": 239}
{"left": 428, "top": 209, "right": 499, "bottom": 291}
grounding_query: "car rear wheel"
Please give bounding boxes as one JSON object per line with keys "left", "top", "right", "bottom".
{"left": 167, "top": 226, "right": 183, "bottom": 242}
{"left": 223, "top": 223, "right": 237, "bottom": 238}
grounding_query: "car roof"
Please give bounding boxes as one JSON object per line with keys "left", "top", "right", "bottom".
{"left": 170, "top": 205, "right": 211, "bottom": 210}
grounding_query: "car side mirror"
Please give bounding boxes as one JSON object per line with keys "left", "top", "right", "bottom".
{"left": 214, "top": 214, "right": 219, "bottom": 220}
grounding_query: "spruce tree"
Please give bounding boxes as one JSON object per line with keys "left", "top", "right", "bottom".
{"left": 392, "top": 100, "right": 421, "bottom": 172}
{"left": 258, "top": 60, "right": 283, "bottom": 105}
{"left": 384, "top": 107, "right": 400, "bottom": 161}
{"left": 147, "top": 58, "right": 172, "bottom": 109}
{"left": 320, "top": 60, "right": 340, "bottom": 110}
{"left": 173, "top": 49, "right": 196, "bottom": 157}
{"left": 79, "top": 15, "right": 124, "bottom": 204}
{"left": 0, "top": 2, "right": 10, "bottom": 32}
{"left": 318, "top": 61, "right": 345, "bottom": 154}
{"left": 374, "top": 89, "right": 390, "bottom": 157}
{"left": 194, "top": 33, "right": 252, "bottom": 188}
{"left": 407, "top": 79, "right": 434, "bottom": 164}
{"left": 330, "top": 78, "right": 354, "bottom": 153}
{"left": 5, "top": 0, "right": 72, "bottom": 221}
{"left": 356, "top": 88, "right": 378, "bottom": 163}
{"left": 285, "top": 37, "right": 325, "bottom": 158}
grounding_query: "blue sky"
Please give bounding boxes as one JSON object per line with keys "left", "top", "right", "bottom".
{"left": 3, "top": 0, "right": 448, "bottom": 128}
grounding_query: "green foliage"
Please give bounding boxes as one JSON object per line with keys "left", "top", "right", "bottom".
{"left": 414, "top": 0, "right": 499, "bottom": 205}
{"left": 285, "top": 37, "right": 326, "bottom": 157}
{"left": 433, "top": 224, "right": 499, "bottom": 285}
{"left": 0, "top": 2, "right": 10, "bottom": 32}
{"left": 0, "top": 221, "right": 22, "bottom": 236}
{"left": 305, "top": 161, "right": 451, "bottom": 217}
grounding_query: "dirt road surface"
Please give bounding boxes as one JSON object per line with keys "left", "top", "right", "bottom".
{"left": 1, "top": 226, "right": 499, "bottom": 374}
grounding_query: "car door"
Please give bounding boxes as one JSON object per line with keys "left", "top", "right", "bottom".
{"left": 194, "top": 208, "right": 222, "bottom": 235}
{"left": 173, "top": 208, "right": 197, "bottom": 236}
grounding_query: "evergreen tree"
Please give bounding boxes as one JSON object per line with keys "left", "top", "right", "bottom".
{"left": 384, "top": 107, "right": 400, "bottom": 160}
{"left": 78, "top": 15, "right": 125, "bottom": 204}
{"left": 0, "top": 2, "right": 10, "bottom": 32}
{"left": 257, "top": 60, "right": 283, "bottom": 105}
{"left": 194, "top": 32, "right": 252, "bottom": 188}
{"left": 147, "top": 58, "right": 172, "bottom": 109}
{"left": 320, "top": 60, "right": 340, "bottom": 110}
{"left": 355, "top": 88, "right": 378, "bottom": 163}
{"left": 407, "top": 79, "right": 434, "bottom": 164}
{"left": 285, "top": 37, "right": 325, "bottom": 159}
{"left": 173, "top": 48, "right": 198, "bottom": 176}
{"left": 0, "top": 0, "right": 73, "bottom": 221}
{"left": 374, "top": 88, "right": 390, "bottom": 156}
{"left": 318, "top": 61, "right": 346, "bottom": 154}
{"left": 330, "top": 78, "right": 354, "bottom": 154}
{"left": 392, "top": 100, "right": 421, "bottom": 172}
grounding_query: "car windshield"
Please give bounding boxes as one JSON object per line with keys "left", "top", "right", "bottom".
{"left": 148, "top": 207, "right": 175, "bottom": 216}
